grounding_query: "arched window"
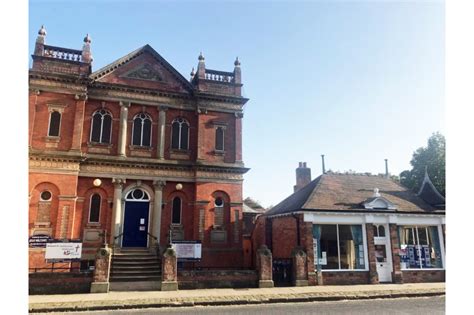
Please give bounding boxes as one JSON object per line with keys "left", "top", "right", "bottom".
{"left": 378, "top": 225, "right": 386, "bottom": 237}
{"left": 373, "top": 225, "right": 378, "bottom": 237}
{"left": 90, "top": 109, "right": 112, "bottom": 143}
{"left": 132, "top": 113, "right": 152, "bottom": 146}
{"left": 48, "top": 111, "right": 61, "bottom": 137}
{"left": 215, "top": 127, "right": 225, "bottom": 151}
{"left": 172, "top": 197, "right": 181, "bottom": 225}
{"left": 89, "top": 194, "right": 101, "bottom": 223}
{"left": 171, "top": 118, "right": 189, "bottom": 150}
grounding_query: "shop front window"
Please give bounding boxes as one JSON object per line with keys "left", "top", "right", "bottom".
{"left": 398, "top": 226, "right": 443, "bottom": 269}
{"left": 313, "top": 224, "right": 366, "bottom": 270}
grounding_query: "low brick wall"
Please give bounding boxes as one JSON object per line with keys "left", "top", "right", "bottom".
{"left": 322, "top": 271, "right": 369, "bottom": 285}
{"left": 178, "top": 269, "right": 258, "bottom": 289}
{"left": 402, "top": 270, "right": 445, "bottom": 283}
{"left": 29, "top": 272, "right": 93, "bottom": 295}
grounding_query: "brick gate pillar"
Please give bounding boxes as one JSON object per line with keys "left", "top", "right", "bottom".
{"left": 389, "top": 223, "right": 403, "bottom": 283}
{"left": 161, "top": 247, "right": 178, "bottom": 291}
{"left": 256, "top": 245, "right": 274, "bottom": 288}
{"left": 292, "top": 247, "right": 308, "bottom": 286}
{"left": 366, "top": 223, "right": 379, "bottom": 284}
{"left": 90, "top": 245, "right": 111, "bottom": 293}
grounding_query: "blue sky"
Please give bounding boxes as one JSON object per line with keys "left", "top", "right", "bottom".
{"left": 29, "top": 0, "right": 445, "bottom": 207}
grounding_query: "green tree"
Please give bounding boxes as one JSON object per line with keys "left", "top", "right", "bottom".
{"left": 400, "top": 132, "right": 445, "bottom": 196}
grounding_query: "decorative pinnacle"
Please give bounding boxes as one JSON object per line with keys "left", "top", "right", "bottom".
{"left": 38, "top": 25, "right": 46, "bottom": 36}
{"left": 84, "top": 33, "right": 92, "bottom": 44}
{"left": 198, "top": 51, "right": 205, "bottom": 61}
{"left": 190, "top": 67, "right": 195, "bottom": 77}
{"left": 234, "top": 56, "right": 241, "bottom": 66}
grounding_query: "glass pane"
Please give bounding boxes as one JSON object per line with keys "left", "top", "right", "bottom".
{"left": 132, "top": 189, "right": 144, "bottom": 199}
{"left": 378, "top": 226, "right": 385, "bottom": 237}
{"left": 132, "top": 118, "right": 142, "bottom": 145}
{"left": 373, "top": 225, "right": 378, "bottom": 237}
{"left": 339, "top": 225, "right": 365, "bottom": 269}
{"left": 171, "top": 122, "right": 180, "bottom": 149}
{"left": 319, "top": 225, "right": 338, "bottom": 269}
{"left": 418, "top": 227, "right": 429, "bottom": 245}
{"left": 89, "top": 194, "right": 101, "bottom": 223}
{"left": 172, "top": 197, "right": 181, "bottom": 224}
{"left": 375, "top": 245, "right": 387, "bottom": 262}
{"left": 142, "top": 118, "right": 151, "bottom": 146}
{"left": 101, "top": 115, "right": 112, "bottom": 143}
{"left": 215, "top": 127, "right": 224, "bottom": 151}
{"left": 180, "top": 123, "right": 189, "bottom": 150}
{"left": 40, "top": 191, "right": 52, "bottom": 201}
{"left": 427, "top": 226, "right": 443, "bottom": 268}
{"left": 91, "top": 113, "right": 102, "bottom": 142}
{"left": 49, "top": 111, "right": 61, "bottom": 136}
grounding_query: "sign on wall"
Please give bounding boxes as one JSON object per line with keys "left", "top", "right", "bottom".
{"left": 28, "top": 234, "right": 53, "bottom": 248}
{"left": 171, "top": 240, "right": 202, "bottom": 261}
{"left": 45, "top": 242, "right": 82, "bottom": 262}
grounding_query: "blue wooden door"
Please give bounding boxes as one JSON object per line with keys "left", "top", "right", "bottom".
{"left": 122, "top": 201, "right": 149, "bottom": 247}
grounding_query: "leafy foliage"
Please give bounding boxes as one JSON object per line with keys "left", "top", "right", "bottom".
{"left": 400, "top": 132, "right": 445, "bottom": 196}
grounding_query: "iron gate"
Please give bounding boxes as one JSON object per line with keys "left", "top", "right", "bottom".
{"left": 272, "top": 258, "right": 292, "bottom": 286}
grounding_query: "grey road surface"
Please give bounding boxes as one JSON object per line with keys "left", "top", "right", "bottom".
{"left": 45, "top": 296, "right": 445, "bottom": 315}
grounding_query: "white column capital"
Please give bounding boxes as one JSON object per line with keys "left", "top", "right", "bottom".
{"left": 112, "top": 178, "right": 126, "bottom": 187}
{"left": 153, "top": 180, "right": 166, "bottom": 190}
{"left": 119, "top": 101, "right": 131, "bottom": 108}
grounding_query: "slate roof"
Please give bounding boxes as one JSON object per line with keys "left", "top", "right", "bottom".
{"left": 265, "top": 173, "right": 444, "bottom": 216}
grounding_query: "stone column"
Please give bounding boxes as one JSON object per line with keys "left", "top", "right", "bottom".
{"left": 90, "top": 246, "right": 111, "bottom": 293}
{"left": 389, "top": 224, "right": 403, "bottom": 283}
{"left": 256, "top": 245, "right": 274, "bottom": 288}
{"left": 152, "top": 180, "right": 166, "bottom": 245}
{"left": 292, "top": 247, "right": 308, "bottom": 286}
{"left": 366, "top": 223, "right": 379, "bottom": 284}
{"left": 118, "top": 101, "right": 130, "bottom": 157}
{"left": 110, "top": 178, "right": 125, "bottom": 245}
{"left": 70, "top": 93, "right": 87, "bottom": 152}
{"left": 157, "top": 107, "right": 167, "bottom": 159}
{"left": 161, "top": 247, "right": 178, "bottom": 291}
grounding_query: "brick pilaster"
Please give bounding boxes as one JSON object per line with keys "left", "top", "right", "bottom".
{"left": 366, "top": 223, "right": 379, "bottom": 284}
{"left": 389, "top": 224, "right": 403, "bottom": 283}
{"left": 70, "top": 94, "right": 87, "bottom": 152}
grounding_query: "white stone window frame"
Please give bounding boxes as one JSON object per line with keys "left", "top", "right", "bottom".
{"left": 131, "top": 112, "right": 153, "bottom": 147}
{"left": 88, "top": 193, "right": 102, "bottom": 224}
{"left": 90, "top": 109, "right": 113, "bottom": 144}
{"left": 46, "top": 104, "right": 67, "bottom": 138}
{"left": 171, "top": 117, "right": 190, "bottom": 151}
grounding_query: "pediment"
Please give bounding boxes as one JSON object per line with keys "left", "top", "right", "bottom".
{"left": 363, "top": 197, "right": 397, "bottom": 210}
{"left": 90, "top": 45, "right": 193, "bottom": 94}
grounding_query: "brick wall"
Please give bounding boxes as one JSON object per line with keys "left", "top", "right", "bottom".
{"left": 402, "top": 270, "right": 445, "bottom": 283}
{"left": 322, "top": 271, "right": 370, "bottom": 285}
{"left": 271, "top": 216, "right": 298, "bottom": 258}
{"left": 178, "top": 270, "right": 257, "bottom": 289}
{"left": 29, "top": 273, "right": 93, "bottom": 295}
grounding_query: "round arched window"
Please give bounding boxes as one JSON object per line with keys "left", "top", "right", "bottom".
{"left": 40, "top": 191, "right": 52, "bottom": 201}
{"left": 126, "top": 188, "right": 149, "bottom": 201}
{"left": 215, "top": 197, "right": 224, "bottom": 207}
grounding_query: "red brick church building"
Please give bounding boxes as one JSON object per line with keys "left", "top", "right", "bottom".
{"left": 29, "top": 25, "right": 249, "bottom": 276}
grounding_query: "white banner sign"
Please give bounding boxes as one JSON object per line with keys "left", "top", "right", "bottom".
{"left": 45, "top": 242, "right": 82, "bottom": 260}
{"left": 172, "top": 242, "right": 202, "bottom": 260}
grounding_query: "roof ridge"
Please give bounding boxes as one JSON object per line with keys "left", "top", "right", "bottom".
{"left": 301, "top": 174, "right": 324, "bottom": 209}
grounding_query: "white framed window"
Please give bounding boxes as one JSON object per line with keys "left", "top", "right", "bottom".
{"left": 90, "top": 109, "right": 112, "bottom": 143}
{"left": 132, "top": 113, "right": 152, "bottom": 147}
{"left": 398, "top": 225, "right": 443, "bottom": 269}
{"left": 313, "top": 224, "right": 366, "bottom": 270}
{"left": 171, "top": 117, "right": 189, "bottom": 150}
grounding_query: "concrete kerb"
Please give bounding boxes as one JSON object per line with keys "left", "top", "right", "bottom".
{"left": 29, "top": 287, "right": 445, "bottom": 313}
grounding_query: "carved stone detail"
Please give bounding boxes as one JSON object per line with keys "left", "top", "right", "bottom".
{"left": 122, "top": 64, "right": 163, "bottom": 82}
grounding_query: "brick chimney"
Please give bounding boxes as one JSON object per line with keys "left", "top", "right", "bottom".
{"left": 294, "top": 162, "right": 311, "bottom": 192}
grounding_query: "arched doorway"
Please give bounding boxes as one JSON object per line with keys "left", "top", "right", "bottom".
{"left": 122, "top": 188, "right": 150, "bottom": 247}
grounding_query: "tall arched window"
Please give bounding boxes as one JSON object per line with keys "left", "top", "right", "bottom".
{"left": 90, "top": 109, "right": 112, "bottom": 143}
{"left": 215, "top": 126, "right": 225, "bottom": 151}
{"left": 89, "top": 194, "right": 101, "bottom": 223}
{"left": 48, "top": 111, "right": 61, "bottom": 137}
{"left": 171, "top": 118, "right": 189, "bottom": 150}
{"left": 132, "top": 113, "right": 152, "bottom": 146}
{"left": 172, "top": 197, "right": 182, "bottom": 225}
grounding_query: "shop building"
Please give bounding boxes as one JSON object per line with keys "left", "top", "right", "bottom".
{"left": 28, "top": 25, "right": 250, "bottom": 287}
{"left": 252, "top": 162, "right": 445, "bottom": 286}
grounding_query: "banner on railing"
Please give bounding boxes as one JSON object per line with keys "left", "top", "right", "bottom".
{"left": 171, "top": 240, "right": 202, "bottom": 261}
{"left": 45, "top": 241, "right": 82, "bottom": 262}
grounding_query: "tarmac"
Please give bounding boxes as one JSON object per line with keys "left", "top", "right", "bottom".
{"left": 29, "top": 282, "right": 445, "bottom": 313}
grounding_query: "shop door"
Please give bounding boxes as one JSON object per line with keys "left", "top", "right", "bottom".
{"left": 122, "top": 201, "right": 149, "bottom": 247}
{"left": 375, "top": 244, "right": 392, "bottom": 282}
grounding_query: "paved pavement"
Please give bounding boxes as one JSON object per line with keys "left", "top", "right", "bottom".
{"left": 29, "top": 282, "right": 445, "bottom": 313}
